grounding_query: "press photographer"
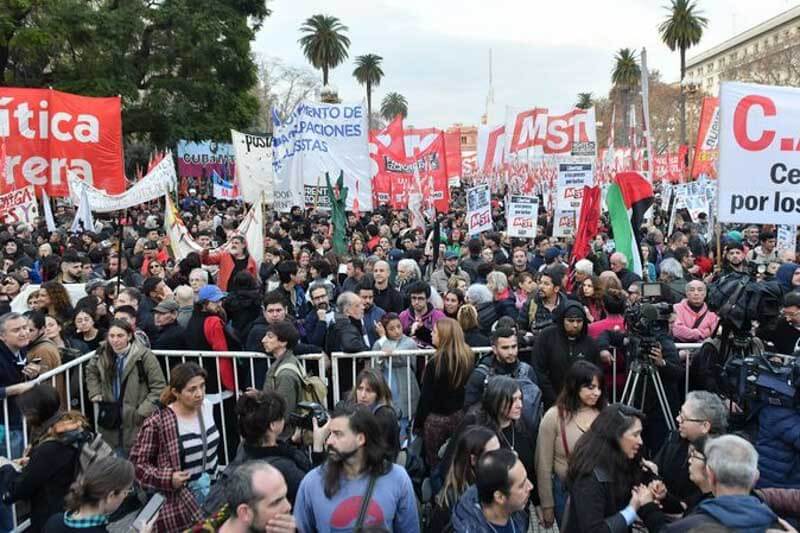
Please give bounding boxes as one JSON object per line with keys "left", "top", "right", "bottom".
{"left": 756, "top": 291, "right": 800, "bottom": 355}
{"left": 597, "top": 283, "right": 682, "bottom": 451}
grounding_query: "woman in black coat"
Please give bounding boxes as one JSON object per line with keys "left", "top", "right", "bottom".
{"left": 223, "top": 271, "right": 263, "bottom": 343}
{"left": 562, "top": 404, "right": 657, "bottom": 533}
{"left": 0, "top": 385, "right": 89, "bottom": 532}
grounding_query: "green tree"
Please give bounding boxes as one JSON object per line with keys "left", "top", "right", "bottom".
{"left": 576, "top": 92, "right": 594, "bottom": 109}
{"left": 298, "top": 14, "right": 350, "bottom": 86}
{"left": 659, "top": 0, "right": 708, "bottom": 145}
{"left": 0, "top": 0, "right": 271, "bottom": 149}
{"left": 353, "top": 53, "right": 384, "bottom": 129}
{"left": 611, "top": 48, "right": 641, "bottom": 147}
{"left": 380, "top": 92, "right": 407, "bottom": 121}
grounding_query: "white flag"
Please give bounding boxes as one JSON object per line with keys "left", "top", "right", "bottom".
{"left": 70, "top": 186, "right": 94, "bottom": 233}
{"left": 42, "top": 189, "right": 57, "bottom": 233}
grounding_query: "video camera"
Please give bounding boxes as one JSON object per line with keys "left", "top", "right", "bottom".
{"left": 288, "top": 402, "right": 329, "bottom": 431}
{"left": 724, "top": 353, "right": 800, "bottom": 409}
{"left": 624, "top": 283, "right": 672, "bottom": 363}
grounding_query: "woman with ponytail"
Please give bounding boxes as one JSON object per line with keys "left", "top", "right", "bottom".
{"left": 44, "top": 456, "right": 146, "bottom": 532}
{"left": 129, "top": 363, "right": 218, "bottom": 532}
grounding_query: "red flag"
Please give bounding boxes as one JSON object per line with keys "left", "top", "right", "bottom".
{"left": 571, "top": 185, "right": 601, "bottom": 263}
{"left": 370, "top": 115, "right": 406, "bottom": 206}
{"left": 690, "top": 97, "right": 719, "bottom": 179}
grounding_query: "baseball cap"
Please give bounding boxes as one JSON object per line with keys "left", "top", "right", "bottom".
{"left": 198, "top": 285, "right": 227, "bottom": 303}
{"left": 445, "top": 251, "right": 459, "bottom": 260}
{"left": 153, "top": 299, "right": 179, "bottom": 313}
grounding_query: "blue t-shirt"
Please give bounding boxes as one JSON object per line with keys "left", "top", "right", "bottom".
{"left": 294, "top": 463, "right": 419, "bottom": 533}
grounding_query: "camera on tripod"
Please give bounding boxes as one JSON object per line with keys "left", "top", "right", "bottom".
{"left": 624, "top": 282, "right": 672, "bottom": 362}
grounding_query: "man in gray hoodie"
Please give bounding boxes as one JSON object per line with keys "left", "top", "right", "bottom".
{"left": 452, "top": 448, "right": 531, "bottom": 533}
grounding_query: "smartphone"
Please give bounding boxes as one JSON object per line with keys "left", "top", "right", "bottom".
{"left": 132, "top": 493, "right": 165, "bottom": 531}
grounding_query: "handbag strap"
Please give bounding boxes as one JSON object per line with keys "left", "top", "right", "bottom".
{"left": 559, "top": 412, "right": 571, "bottom": 459}
{"left": 197, "top": 405, "right": 208, "bottom": 472}
{"left": 354, "top": 475, "right": 378, "bottom": 531}
{"left": 691, "top": 310, "right": 708, "bottom": 330}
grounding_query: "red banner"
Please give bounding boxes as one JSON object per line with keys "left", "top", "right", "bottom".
{"left": 370, "top": 115, "right": 406, "bottom": 206}
{"left": 652, "top": 145, "right": 688, "bottom": 183}
{"left": 444, "top": 131, "right": 462, "bottom": 185}
{"left": 0, "top": 87, "right": 124, "bottom": 197}
{"left": 690, "top": 96, "right": 719, "bottom": 179}
{"left": 378, "top": 133, "right": 449, "bottom": 212}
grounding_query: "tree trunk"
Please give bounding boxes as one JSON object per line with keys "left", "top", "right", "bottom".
{"left": 366, "top": 81, "right": 372, "bottom": 129}
{"left": 323, "top": 65, "right": 328, "bottom": 86}
{"left": 680, "top": 46, "right": 687, "bottom": 147}
{"left": 622, "top": 88, "right": 630, "bottom": 147}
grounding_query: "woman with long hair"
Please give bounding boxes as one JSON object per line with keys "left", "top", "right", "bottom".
{"left": 130, "top": 363, "right": 219, "bottom": 532}
{"left": 222, "top": 271, "right": 262, "bottom": 343}
{"left": 372, "top": 313, "right": 420, "bottom": 438}
{"left": 85, "top": 319, "right": 166, "bottom": 455}
{"left": 562, "top": 404, "right": 656, "bottom": 533}
{"left": 348, "top": 368, "right": 401, "bottom": 462}
{"left": 45, "top": 315, "right": 90, "bottom": 360}
{"left": 536, "top": 361, "right": 606, "bottom": 528}
{"left": 414, "top": 317, "right": 474, "bottom": 467}
{"left": 431, "top": 426, "right": 500, "bottom": 530}
{"left": 0, "top": 385, "right": 92, "bottom": 531}
{"left": 40, "top": 281, "right": 74, "bottom": 324}
{"left": 44, "top": 456, "right": 140, "bottom": 532}
{"left": 578, "top": 275, "right": 606, "bottom": 323}
{"left": 456, "top": 304, "right": 490, "bottom": 347}
{"left": 349, "top": 233, "right": 367, "bottom": 262}
{"left": 442, "top": 289, "right": 465, "bottom": 320}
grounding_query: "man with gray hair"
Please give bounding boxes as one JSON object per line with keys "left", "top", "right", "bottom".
{"left": 174, "top": 285, "right": 195, "bottom": 329}
{"left": 610, "top": 251, "right": 641, "bottom": 289}
{"left": 192, "top": 461, "right": 296, "bottom": 532}
{"left": 664, "top": 435, "right": 779, "bottom": 531}
{"left": 655, "top": 391, "right": 728, "bottom": 501}
{"left": 0, "top": 312, "right": 38, "bottom": 457}
{"left": 571, "top": 258, "right": 595, "bottom": 299}
{"left": 325, "top": 291, "right": 370, "bottom": 395}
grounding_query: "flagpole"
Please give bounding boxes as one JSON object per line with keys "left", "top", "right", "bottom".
{"left": 116, "top": 209, "right": 125, "bottom": 299}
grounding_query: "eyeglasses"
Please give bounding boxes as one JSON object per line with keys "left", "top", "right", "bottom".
{"left": 677, "top": 411, "right": 706, "bottom": 424}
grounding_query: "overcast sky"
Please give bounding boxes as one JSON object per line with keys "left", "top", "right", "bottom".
{"left": 254, "top": 0, "right": 796, "bottom": 128}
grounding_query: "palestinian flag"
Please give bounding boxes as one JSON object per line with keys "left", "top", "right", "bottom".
{"left": 607, "top": 172, "right": 653, "bottom": 277}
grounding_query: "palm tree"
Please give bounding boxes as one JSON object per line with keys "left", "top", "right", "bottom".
{"left": 353, "top": 54, "right": 384, "bottom": 128}
{"left": 611, "top": 48, "right": 641, "bottom": 147}
{"left": 659, "top": 0, "right": 708, "bottom": 145}
{"left": 576, "top": 92, "right": 594, "bottom": 109}
{"left": 380, "top": 92, "right": 408, "bottom": 121}
{"left": 298, "top": 14, "right": 351, "bottom": 86}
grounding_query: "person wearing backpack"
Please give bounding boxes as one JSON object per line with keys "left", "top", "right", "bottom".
{"left": 463, "top": 327, "right": 543, "bottom": 435}
{"left": 263, "top": 320, "right": 305, "bottom": 415}
{"left": 0, "top": 384, "right": 91, "bottom": 532}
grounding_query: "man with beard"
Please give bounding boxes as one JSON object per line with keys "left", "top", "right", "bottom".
{"left": 201, "top": 234, "right": 258, "bottom": 291}
{"left": 430, "top": 251, "right": 471, "bottom": 294}
{"left": 398, "top": 281, "right": 445, "bottom": 348}
{"left": 358, "top": 280, "right": 386, "bottom": 346}
{"left": 303, "top": 282, "right": 335, "bottom": 347}
{"left": 293, "top": 404, "right": 419, "bottom": 533}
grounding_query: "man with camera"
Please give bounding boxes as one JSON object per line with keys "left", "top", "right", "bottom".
{"left": 756, "top": 291, "right": 800, "bottom": 355}
{"left": 293, "top": 404, "right": 419, "bottom": 532}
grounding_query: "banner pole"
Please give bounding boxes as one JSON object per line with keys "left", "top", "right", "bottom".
{"left": 116, "top": 209, "right": 125, "bottom": 298}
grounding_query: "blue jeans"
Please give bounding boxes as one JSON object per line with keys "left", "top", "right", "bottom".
{"left": 552, "top": 473, "right": 568, "bottom": 527}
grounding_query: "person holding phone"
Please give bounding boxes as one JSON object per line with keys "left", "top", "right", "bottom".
{"left": 44, "top": 456, "right": 156, "bottom": 532}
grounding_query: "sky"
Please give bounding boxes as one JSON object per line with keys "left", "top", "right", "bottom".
{"left": 253, "top": 0, "right": 797, "bottom": 128}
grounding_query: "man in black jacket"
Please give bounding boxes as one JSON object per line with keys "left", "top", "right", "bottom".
{"left": 0, "top": 312, "right": 35, "bottom": 458}
{"left": 532, "top": 301, "right": 600, "bottom": 408}
{"left": 610, "top": 252, "right": 642, "bottom": 290}
{"left": 371, "top": 261, "right": 403, "bottom": 313}
{"left": 325, "top": 291, "right": 370, "bottom": 397}
{"left": 151, "top": 299, "right": 187, "bottom": 350}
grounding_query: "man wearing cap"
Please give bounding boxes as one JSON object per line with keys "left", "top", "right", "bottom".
{"left": 201, "top": 234, "right": 258, "bottom": 291}
{"left": 431, "top": 251, "right": 471, "bottom": 294}
{"left": 151, "top": 299, "right": 187, "bottom": 350}
{"left": 185, "top": 284, "right": 236, "bottom": 392}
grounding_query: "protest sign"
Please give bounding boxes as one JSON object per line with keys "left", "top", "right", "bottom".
{"left": 231, "top": 130, "right": 274, "bottom": 205}
{"left": 68, "top": 153, "right": 176, "bottom": 212}
{"left": 0, "top": 88, "right": 124, "bottom": 197}
{"left": 691, "top": 97, "right": 720, "bottom": 179}
{"left": 505, "top": 106, "right": 597, "bottom": 158}
{"left": 552, "top": 208, "right": 576, "bottom": 238}
{"left": 506, "top": 195, "right": 539, "bottom": 238}
{"left": 718, "top": 82, "right": 800, "bottom": 224}
{"left": 176, "top": 140, "right": 235, "bottom": 178}
{"left": 556, "top": 163, "right": 594, "bottom": 213}
{"left": 777, "top": 224, "right": 797, "bottom": 252}
{"left": 0, "top": 186, "right": 38, "bottom": 224}
{"left": 211, "top": 170, "right": 241, "bottom": 201}
{"left": 466, "top": 184, "right": 492, "bottom": 235}
{"left": 272, "top": 100, "right": 372, "bottom": 212}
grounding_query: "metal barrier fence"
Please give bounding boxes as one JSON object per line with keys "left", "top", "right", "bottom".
{"left": 1, "top": 342, "right": 703, "bottom": 531}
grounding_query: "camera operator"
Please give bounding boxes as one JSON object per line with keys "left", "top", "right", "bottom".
{"left": 756, "top": 292, "right": 800, "bottom": 356}
{"left": 598, "top": 297, "right": 682, "bottom": 451}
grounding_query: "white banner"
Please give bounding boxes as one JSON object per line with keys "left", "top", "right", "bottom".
{"left": 777, "top": 224, "right": 797, "bottom": 252}
{"left": 504, "top": 106, "right": 596, "bottom": 159}
{"left": 68, "top": 154, "right": 176, "bottom": 212}
{"left": 466, "top": 184, "right": 492, "bottom": 235}
{"left": 556, "top": 163, "right": 594, "bottom": 212}
{"left": 231, "top": 130, "right": 274, "bottom": 205}
{"left": 506, "top": 195, "right": 539, "bottom": 238}
{"left": 718, "top": 81, "right": 800, "bottom": 223}
{"left": 272, "top": 100, "right": 372, "bottom": 212}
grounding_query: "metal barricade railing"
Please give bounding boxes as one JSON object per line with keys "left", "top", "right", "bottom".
{"left": 1, "top": 349, "right": 327, "bottom": 532}
{"left": 609, "top": 343, "right": 704, "bottom": 403}
{"left": 330, "top": 347, "right": 493, "bottom": 418}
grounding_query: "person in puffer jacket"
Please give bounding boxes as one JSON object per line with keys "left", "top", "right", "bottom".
{"left": 756, "top": 404, "right": 800, "bottom": 489}
{"left": 451, "top": 449, "right": 531, "bottom": 533}
{"left": 670, "top": 280, "right": 719, "bottom": 342}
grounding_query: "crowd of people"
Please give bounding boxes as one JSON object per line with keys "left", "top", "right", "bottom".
{"left": 0, "top": 187, "right": 797, "bottom": 532}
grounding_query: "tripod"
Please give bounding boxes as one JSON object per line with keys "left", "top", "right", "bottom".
{"left": 620, "top": 357, "right": 677, "bottom": 432}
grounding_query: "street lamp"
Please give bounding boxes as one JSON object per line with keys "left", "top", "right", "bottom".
{"left": 679, "top": 75, "right": 701, "bottom": 147}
